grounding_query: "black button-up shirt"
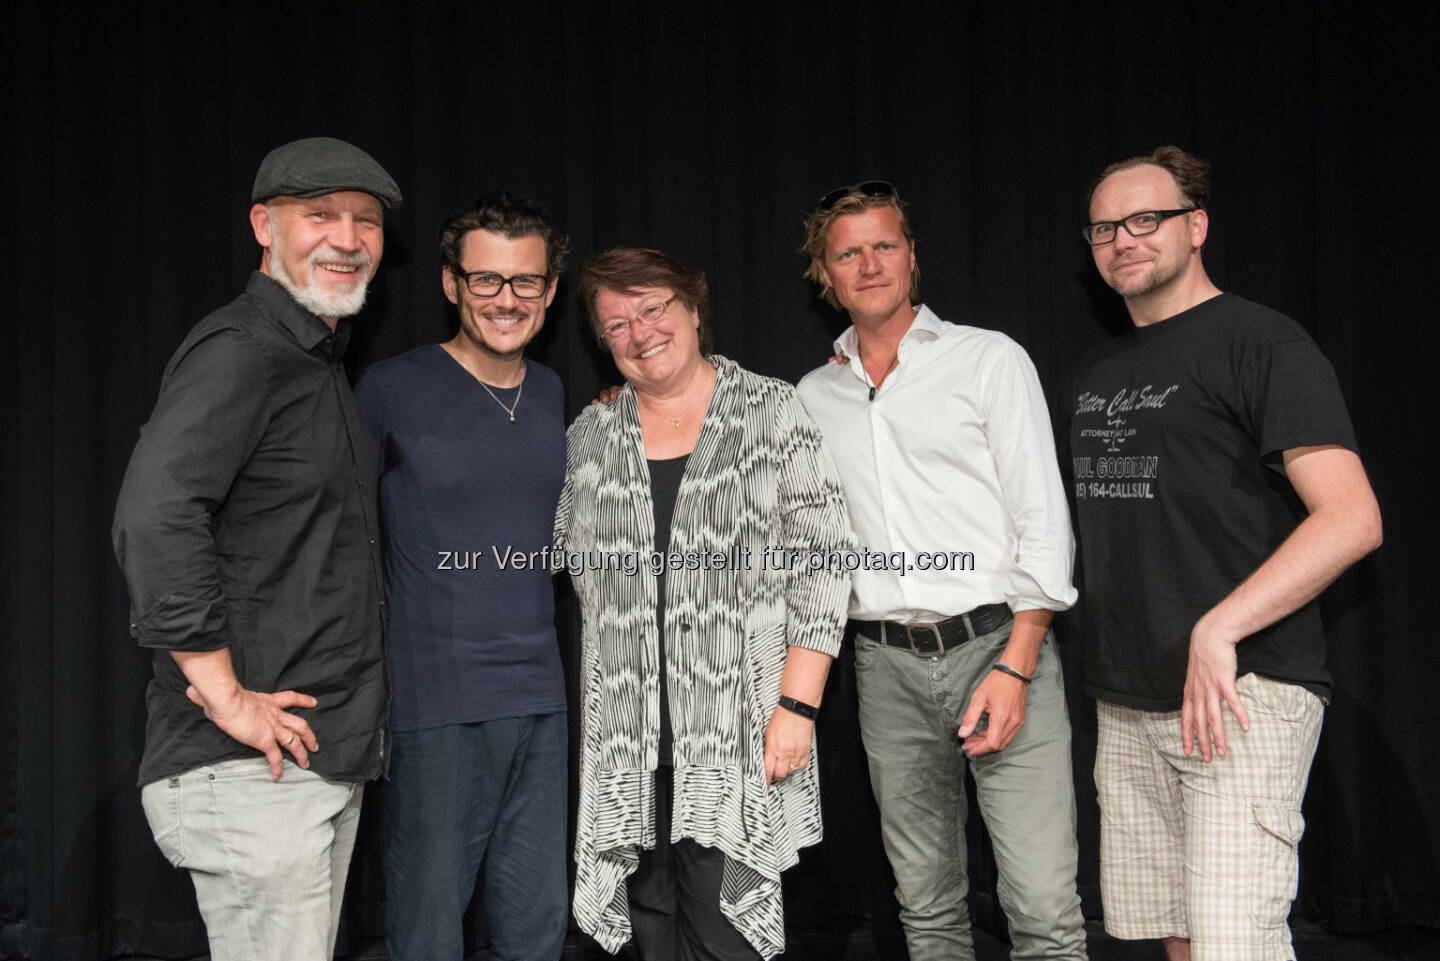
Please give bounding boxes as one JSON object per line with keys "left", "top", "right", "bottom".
{"left": 113, "top": 272, "right": 388, "bottom": 786}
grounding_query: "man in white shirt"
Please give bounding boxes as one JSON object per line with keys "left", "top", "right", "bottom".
{"left": 796, "top": 182, "right": 1087, "bottom": 961}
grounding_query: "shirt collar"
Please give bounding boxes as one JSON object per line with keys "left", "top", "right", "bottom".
{"left": 245, "top": 271, "right": 352, "bottom": 361}
{"left": 832, "top": 304, "right": 942, "bottom": 380}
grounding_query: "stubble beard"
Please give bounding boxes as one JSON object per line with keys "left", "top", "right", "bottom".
{"left": 1108, "top": 251, "right": 1188, "bottom": 301}
{"left": 460, "top": 304, "right": 535, "bottom": 362}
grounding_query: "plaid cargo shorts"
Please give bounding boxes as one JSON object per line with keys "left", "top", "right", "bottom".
{"left": 1095, "top": 673, "right": 1324, "bottom": 961}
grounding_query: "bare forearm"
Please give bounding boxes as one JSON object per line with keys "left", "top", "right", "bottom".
{"left": 779, "top": 646, "right": 834, "bottom": 708}
{"left": 1197, "top": 514, "right": 1375, "bottom": 644}
{"left": 171, "top": 648, "right": 243, "bottom": 711}
{"left": 1182, "top": 447, "right": 1381, "bottom": 760}
{"left": 1196, "top": 453, "right": 1381, "bottom": 646}
{"left": 999, "top": 608, "right": 1052, "bottom": 676}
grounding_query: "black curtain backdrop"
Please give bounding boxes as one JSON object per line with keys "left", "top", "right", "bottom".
{"left": 4, "top": 2, "right": 1436, "bottom": 958}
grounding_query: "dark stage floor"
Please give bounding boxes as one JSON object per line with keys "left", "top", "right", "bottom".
{"left": 121, "top": 918, "right": 1440, "bottom": 960}
{"left": 320, "top": 918, "right": 1439, "bottom": 961}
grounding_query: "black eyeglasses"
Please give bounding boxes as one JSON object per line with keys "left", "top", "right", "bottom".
{"left": 817, "top": 180, "right": 896, "bottom": 211}
{"left": 456, "top": 270, "right": 551, "bottom": 299}
{"left": 1082, "top": 209, "right": 1194, "bottom": 246}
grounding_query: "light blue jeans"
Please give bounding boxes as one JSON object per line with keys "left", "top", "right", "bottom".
{"left": 140, "top": 757, "right": 363, "bottom": 961}
{"left": 854, "top": 622, "right": 1088, "bottom": 960}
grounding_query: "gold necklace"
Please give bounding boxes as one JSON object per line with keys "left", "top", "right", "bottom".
{"left": 642, "top": 395, "right": 695, "bottom": 428}
{"left": 642, "top": 366, "right": 714, "bottom": 428}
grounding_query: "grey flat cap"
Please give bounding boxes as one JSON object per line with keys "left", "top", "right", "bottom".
{"left": 251, "top": 136, "right": 402, "bottom": 209}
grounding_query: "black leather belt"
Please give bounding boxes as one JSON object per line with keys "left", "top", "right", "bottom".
{"left": 852, "top": 602, "right": 1013, "bottom": 657}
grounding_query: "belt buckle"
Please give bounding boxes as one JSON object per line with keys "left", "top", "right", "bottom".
{"left": 906, "top": 622, "right": 945, "bottom": 657}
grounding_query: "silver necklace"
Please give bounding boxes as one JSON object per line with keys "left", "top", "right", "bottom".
{"left": 479, "top": 378, "right": 522, "bottom": 423}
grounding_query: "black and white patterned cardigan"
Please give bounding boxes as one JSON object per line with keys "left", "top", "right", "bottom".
{"left": 554, "top": 356, "right": 854, "bottom": 958}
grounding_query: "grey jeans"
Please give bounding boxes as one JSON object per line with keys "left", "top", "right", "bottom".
{"left": 140, "top": 757, "right": 364, "bottom": 961}
{"left": 854, "top": 621, "right": 1087, "bottom": 961}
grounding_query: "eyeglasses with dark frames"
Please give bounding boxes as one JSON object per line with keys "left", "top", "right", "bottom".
{"left": 1082, "top": 209, "right": 1194, "bottom": 246}
{"left": 456, "top": 270, "right": 551, "bottom": 299}
{"left": 817, "top": 180, "right": 896, "bottom": 211}
{"left": 600, "top": 295, "right": 677, "bottom": 342}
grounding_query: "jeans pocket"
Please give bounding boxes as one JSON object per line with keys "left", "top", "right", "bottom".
{"left": 140, "top": 778, "right": 187, "bottom": 868}
{"left": 852, "top": 634, "right": 879, "bottom": 673}
{"left": 974, "top": 623, "right": 1013, "bottom": 653}
{"left": 1248, "top": 802, "right": 1304, "bottom": 931}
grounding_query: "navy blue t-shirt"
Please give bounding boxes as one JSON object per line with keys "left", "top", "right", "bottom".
{"left": 356, "top": 345, "right": 567, "bottom": 731}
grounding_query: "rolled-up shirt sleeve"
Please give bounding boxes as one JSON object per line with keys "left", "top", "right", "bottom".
{"left": 983, "top": 339, "right": 1078, "bottom": 613}
{"left": 112, "top": 327, "right": 270, "bottom": 651}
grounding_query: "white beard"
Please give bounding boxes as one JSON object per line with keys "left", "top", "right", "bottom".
{"left": 267, "top": 211, "right": 373, "bottom": 319}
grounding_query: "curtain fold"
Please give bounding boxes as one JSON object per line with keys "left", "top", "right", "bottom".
{"left": 4, "top": 1, "right": 1435, "bottom": 957}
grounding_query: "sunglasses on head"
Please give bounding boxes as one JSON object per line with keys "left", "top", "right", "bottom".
{"left": 817, "top": 180, "right": 896, "bottom": 211}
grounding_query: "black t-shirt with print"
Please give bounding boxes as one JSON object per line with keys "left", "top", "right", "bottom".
{"left": 1062, "top": 293, "right": 1358, "bottom": 711}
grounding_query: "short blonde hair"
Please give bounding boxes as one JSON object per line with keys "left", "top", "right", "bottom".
{"left": 799, "top": 188, "right": 919, "bottom": 311}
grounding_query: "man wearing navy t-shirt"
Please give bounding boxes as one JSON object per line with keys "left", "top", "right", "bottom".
{"left": 1066, "top": 147, "right": 1382, "bottom": 961}
{"left": 356, "top": 192, "right": 571, "bottom": 961}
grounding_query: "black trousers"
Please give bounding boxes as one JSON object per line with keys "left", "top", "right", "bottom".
{"left": 626, "top": 767, "right": 763, "bottom": 961}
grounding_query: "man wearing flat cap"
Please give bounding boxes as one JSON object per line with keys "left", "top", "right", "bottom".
{"left": 113, "top": 136, "right": 401, "bottom": 961}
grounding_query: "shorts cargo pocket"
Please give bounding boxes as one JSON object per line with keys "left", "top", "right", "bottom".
{"left": 1248, "top": 802, "right": 1304, "bottom": 932}
{"left": 140, "top": 777, "right": 187, "bottom": 868}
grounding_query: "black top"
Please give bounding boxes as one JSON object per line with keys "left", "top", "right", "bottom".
{"left": 1062, "top": 294, "right": 1357, "bottom": 710}
{"left": 113, "top": 272, "right": 389, "bottom": 785}
{"left": 648, "top": 453, "right": 689, "bottom": 766}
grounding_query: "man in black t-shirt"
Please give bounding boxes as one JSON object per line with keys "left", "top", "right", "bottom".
{"left": 1065, "top": 146, "right": 1382, "bottom": 961}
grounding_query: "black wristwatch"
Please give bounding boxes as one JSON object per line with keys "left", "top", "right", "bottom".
{"left": 777, "top": 695, "right": 820, "bottom": 720}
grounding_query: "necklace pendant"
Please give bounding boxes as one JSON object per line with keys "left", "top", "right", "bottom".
{"left": 509, "top": 413, "right": 516, "bottom": 423}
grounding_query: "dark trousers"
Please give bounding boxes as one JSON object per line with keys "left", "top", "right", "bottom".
{"left": 382, "top": 714, "right": 568, "bottom": 961}
{"left": 626, "top": 767, "right": 763, "bottom": 961}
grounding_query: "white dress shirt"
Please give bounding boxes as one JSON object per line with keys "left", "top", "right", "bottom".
{"left": 796, "top": 305, "right": 1077, "bottom": 622}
